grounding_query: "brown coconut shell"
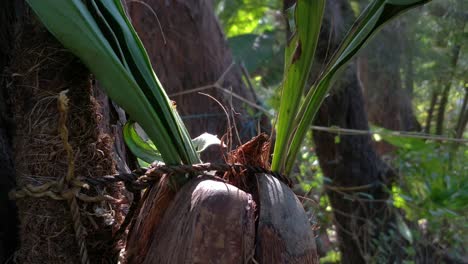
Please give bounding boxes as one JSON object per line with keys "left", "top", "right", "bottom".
{"left": 255, "top": 174, "right": 319, "bottom": 264}
{"left": 140, "top": 177, "right": 256, "bottom": 264}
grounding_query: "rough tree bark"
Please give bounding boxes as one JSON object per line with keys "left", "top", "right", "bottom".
{"left": 1, "top": 2, "right": 130, "bottom": 263}
{"left": 0, "top": 1, "right": 19, "bottom": 262}
{"left": 454, "top": 87, "right": 468, "bottom": 139}
{"left": 312, "top": 1, "right": 405, "bottom": 262}
{"left": 314, "top": 66, "right": 402, "bottom": 263}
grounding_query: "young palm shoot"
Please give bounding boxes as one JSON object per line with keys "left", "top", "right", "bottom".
{"left": 272, "top": 0, "right": 431, "bottom": 175}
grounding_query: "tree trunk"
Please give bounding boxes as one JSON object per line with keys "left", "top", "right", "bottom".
{"left": 435, "top": 45, "right": 461, "bottom": 135}
{"left": 314, "top": 65, "right": 403, "bottom": 263}
{"left": 454, "top": 88, "right": 468, "bottom": 139}
{"left": 3, "top": 2, "right": 130, "bottom": 263}
{"left": 424, "top": 89, "right": 439, "bottom": 134}
{"left": 2, "top": 1, "right": 315, "bottom": 263}
{"left": 0, "top": 2, "right": 18, "bottom": 262}
{"left": 127, "top": 0, "right": 269, "bottom": 162}
{"left": 357, "top": 21, "right": 421, "bottom": 154}
{"left": 312, "top": 1, "right": 405, "bottom": 262}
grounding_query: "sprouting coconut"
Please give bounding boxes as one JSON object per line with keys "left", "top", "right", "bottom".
{"left": 126, "top": 134, "right": 318, "bottom": 264}
{"left": 17, "top": 1, "right": 432, "bottom": 263}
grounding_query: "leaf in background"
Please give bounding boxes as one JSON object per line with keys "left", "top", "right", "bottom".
{"left": 93, "top": 0, "right": 199, "bottom": 164}
{"left": 229, "top": 32, "right": 284, "bottom": 86}
{"left": 280, "top": 0, "right": 431, "bottom": 174}
{"left": 229, "top": 33, "right": 279, "bottom": 72}
{"left": 369, "top": 125, "right": 433, "bottom": 150}
{"left": 271, "top": 0, "right": 325, "bottom": 172}
{"left": 26, "top": 0, "right": 200, "bottom": 167}
{"left": 396, "top": 214, "right": 413, "bottom": 244}
{"left": 192, "top": 133, "right": 224, "bottom": 153}
{"left": 214, "top": 0, "right": 280, "bottom": 37}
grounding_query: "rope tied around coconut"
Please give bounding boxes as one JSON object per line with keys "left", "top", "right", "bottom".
{"left": 11, "top": 163, "right": 292, "bottom": 202}
{"left": 85, "top": 162, "right": 292, "bottom": 190}
{"left": 10, "top": 162, "right": 292, "bottom": 209}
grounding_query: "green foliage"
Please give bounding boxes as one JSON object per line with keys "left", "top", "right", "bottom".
{"left": 320, "top": 250, "right": 341, "bottom": 263}
{"left": 404, "top": 0, "right": 468, "bottom": 134}
{"left": 375, "top": 128, "right": 468, "bottom": 228}
{"left": 28, "top": 0, "right": 465, "bottom": 261}
{"left": 228, "top": 32, "right": 284, "bottom": 85}
{"left": 220, "top": 0, "right": 435, "bottom": 173}
{"left": 391, "top": 142, "right": 467, "bottom": 219}
{"left": 273, "top": 0, "right": 431, "bottom": 174}
{"left": 214, "top": 0, "right": 280, "bottom": 37}
{"left": 271, "top": 0, "right": 326, "bottom": 172}
{"left": 384, "top": 136, "right": 468, "bottom": 257}
{"left": 26, "top": 0, "right": 200, "bottom": 168}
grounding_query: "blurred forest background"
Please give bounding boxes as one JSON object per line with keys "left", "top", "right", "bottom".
{"left": 213, "top": 0, "right": 467, "bottom": 263}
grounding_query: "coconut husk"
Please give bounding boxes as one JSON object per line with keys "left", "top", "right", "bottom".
{"left": 223, "top": 133, "right": 271, "bottom": 191}
{"left": 125, "top": 174, "right": 176, "bottom": 263}
{"left": 255, "top": 174, "right": 319, "bottom": 263}
{"left": 141, "top": 176, "right": 255, "bottom": 264}
{"left": 225, "top": 133, "right": 318, "bottom": 263}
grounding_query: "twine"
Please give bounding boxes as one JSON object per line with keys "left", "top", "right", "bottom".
{"left": 86, "top": 163, "right": 291, "bottom": 190}
{"left": 9, "top": 91, "right": 91, "bottom": 264}
{"left": 57, "top": 91, "right": 89, "bottom": 264}
{"left": 11, "top": 163, "right": 291, "bottom": 202}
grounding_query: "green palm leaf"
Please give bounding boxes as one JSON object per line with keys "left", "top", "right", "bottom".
{"left": 271, "top": 0, "right": 325, "bottom": 172}
{"left": 272, "top": 0, "right": 431, "bottom": 174}
{"left": 26, "top": 0, "right": 200, "bottom": 166}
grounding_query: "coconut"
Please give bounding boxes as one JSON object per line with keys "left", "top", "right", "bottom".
{"left": 126, "top": 134, "right": 318, "bottom": 263}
